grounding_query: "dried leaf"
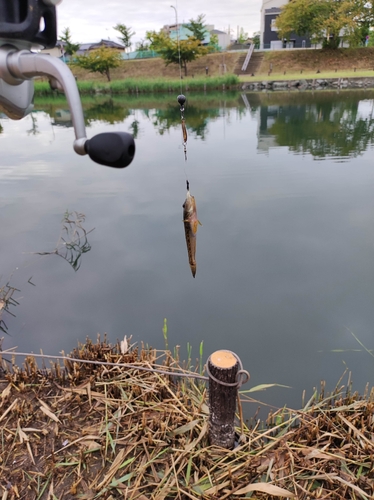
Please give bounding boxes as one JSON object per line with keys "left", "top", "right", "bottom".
{"left": 22, "top": 427, "right": 47, "bottom": 433}
{"left": 120, "top": 335, "right": 128, "bottom": 354}
{"left": 96, "top": 447, "right": 127, "bottom": 489}
{"left": 40, "top": 405, "right": 61, "bottom": 423}
{"left": 234, "top": 482, "right": 296, "bottom": 497}
{"left": 301, "top": 448, "right": 337, "bottom": 460}
{"left": 184, "top": 421, "right": 208, "bottom": 452}
{"left": 1, "top": 383, "right": 11, "bottom": 400}
{"left": 80, "top": 440, "right": 101, "bottom": 451}
{"left": 240, "top": 383, "right": 291, "bottom": 394}
{"left": 170, "top": 419, "right": 199, "bottom": 436}
{"left": 18, "top": 426, "right": 29, "bottom": 443}
{"left": 0, "top": 398, "right": 18, "bottom": 422}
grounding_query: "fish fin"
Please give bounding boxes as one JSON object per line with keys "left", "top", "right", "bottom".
{"left": 191, "top": 221, "right": 199, "bottom": 234}
{"left": 198, "top": 220, "right": 202, "bottom": 226}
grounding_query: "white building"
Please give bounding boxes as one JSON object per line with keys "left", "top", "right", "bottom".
{"left": 210, "top": 29, "right": 231, "bottom": 50}
{"left": 260, "top": 0, "right": 287, "bottom": 49}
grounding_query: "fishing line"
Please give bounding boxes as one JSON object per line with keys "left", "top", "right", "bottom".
{"left": 172, "top": 1, "right": 188, "bottom": 168}
{"left": 0, "top": 350, "right": 250, "bottom": 388}
{"left": 173, "top": 0, "right": 183, "bottom": 96}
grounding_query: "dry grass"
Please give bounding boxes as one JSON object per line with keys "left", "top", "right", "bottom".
{"left": 71, "top": 52, "right": 241, "bottom": 83}
{"left": 0, "top": 336, "right": 373, "bottom": 499}
{"left": 70, "top": 48, "right": 374, "bottom": 84}
{"left": 258, "top": 47, "right": 374, "bottom": 75}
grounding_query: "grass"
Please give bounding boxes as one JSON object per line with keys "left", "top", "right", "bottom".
{"left": 0, "top": 282, "right": 19, "bottom": 335}
{"left": 259, "top": 47, "right": 374, "bottom": 74}
{"left": 34, "top": 74, "right": 240, "bottom": 96}
{"left": 240, "top": 68, "right": 374, "bottom": 82}
{"left": 0, "top": 335, "right": 373, "bottom": 499}
{"left": 33, "top": 47, "right": 374, "bottom": 98}
{"left": 70, "top": 52, "right": 241, "bottom": 82}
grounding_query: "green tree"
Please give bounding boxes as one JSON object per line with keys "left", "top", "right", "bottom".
{"left": 71, "top": 47, "right": 122, "bottom": 81}
{"left": 184, "top": 14, "right": 207, "bottom": 42}
{"left": 146, "top": 30, "right": 210, "bottom": 76}
{"left": 252, "top": 31, "right": 260, "bottom": 49}
{"left": 237, "top": 28, "right": 249, "bottom": 44}
{"left": 276, "top": 0, "right": 374, "bottom": 49}
{"left": 60, "top": 27, "right": 80, "bottom": 56}
{"left": 208, "top": 33, "right": 220, "bottom": 51}
{"left": 113, "top": 24, "right": 135, "bottom": 53}
{"left": 136, "top": 39, "right": 149, "bottom": 51}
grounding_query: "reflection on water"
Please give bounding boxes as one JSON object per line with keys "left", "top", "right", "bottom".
{"left": 260, "top": 101, "right": 374, "bottom": 159}
{"left": 151, "top": 103, "right": 220, "bottom": 140}
{"left": 35, "top": 92, "right": 374, "bottom": 159}
{"left": 35, "top": 211, "right": 94, "bottom": 272}
{"left": 53, "top": 109, "right": 72, "bottom": 127}
{"left": 27, "top": 113, "right": 39, "bottom": 136}
{"left": 249, "top": 92, "right": 374, "bottom": 159}
{"left": 1, "top": 90, "right": 374, "bottom": 414}
{"left": 45, "top": 96, "right": 225, "bottom": 142}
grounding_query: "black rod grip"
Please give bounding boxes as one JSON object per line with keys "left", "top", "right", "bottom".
{"left": 85, "top": 132, "right": 135, "bottom": 168}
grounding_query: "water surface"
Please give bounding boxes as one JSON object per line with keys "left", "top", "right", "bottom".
{"left": 1, "top": 90, "right": 374, "bottom": 413}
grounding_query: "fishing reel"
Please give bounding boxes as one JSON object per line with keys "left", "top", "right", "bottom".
{"left": 0, "top": 0, "right": 135, "bottom": 168}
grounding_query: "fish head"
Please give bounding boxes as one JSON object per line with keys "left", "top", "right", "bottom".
{"left": 183, "top": 191, "right": 196, "bottom": 218}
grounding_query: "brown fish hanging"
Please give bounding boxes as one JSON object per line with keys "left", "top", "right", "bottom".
{"left": 183, "top": 180, "right": 201, "bottom": 278}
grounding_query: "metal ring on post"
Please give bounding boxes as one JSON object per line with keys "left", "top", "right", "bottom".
{"left": 205, "top": 351, "right": 250, "bottom": 388}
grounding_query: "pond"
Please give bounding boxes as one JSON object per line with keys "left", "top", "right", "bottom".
{"left": 1, "top": 89, "right": 374, "bottom": 414}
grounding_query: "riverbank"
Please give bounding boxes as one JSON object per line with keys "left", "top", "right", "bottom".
{"left": 241, "top": 76, "right": 374, "bottom": 92}
{"left": 1, "top": 337, "right": 373, "bottom": 499}
{"left": 68, "top": 48, "right": 374, "bottom": 82}
{"left": 34, "top": 74, "right": 239, "bottom": 96}
{"left": 34, "top": 73, "right": 374, "bottom": 98}
{"left": 33, "top": 47, "right": 374, "bottom": 96}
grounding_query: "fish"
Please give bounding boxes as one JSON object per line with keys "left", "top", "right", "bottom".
{"left": 181, "top": 119, "right": 188, "bottom": 160}
{"left": 183, "top": 181, "right": 201, "bottom": 278}
{"left": 181, "top": 119, "right": 188, "bottom": 144}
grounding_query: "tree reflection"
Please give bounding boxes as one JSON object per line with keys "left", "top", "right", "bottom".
{"left": 259, "top": 98, "right": 374, "bottom": 159}
{"left": 27, "top": 113, "right": 39, "bottom": 136}
{"left": 83, "top": 100, "right": 131, "bottom": 125}
{"left": 151, "top": 104, "right": 220, "bottom": 140}
{"left": 129, "top": 118, "right": 140, "bottom": 139}
{"left": 36, "top": 91, "right": 374, "bottom": 158}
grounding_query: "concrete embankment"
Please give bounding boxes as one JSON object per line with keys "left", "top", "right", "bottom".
{"left": 241, "top": 76, "right": 374, "bottom": 91}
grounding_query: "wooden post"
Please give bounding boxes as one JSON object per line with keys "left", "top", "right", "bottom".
{"left": 207, "top": 350, "right": 239, "bottom": 449}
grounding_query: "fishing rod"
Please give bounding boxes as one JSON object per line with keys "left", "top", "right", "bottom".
{"left": 0, "top": 0, "right": 135, "bottom": 168}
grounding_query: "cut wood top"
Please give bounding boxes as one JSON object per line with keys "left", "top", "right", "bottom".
{"left": 210, "top": 350, "right": 237, "bottom": 369}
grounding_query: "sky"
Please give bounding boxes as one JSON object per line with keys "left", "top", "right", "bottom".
{"left": 57, "top": 0, "right": 262, "bottom": 46}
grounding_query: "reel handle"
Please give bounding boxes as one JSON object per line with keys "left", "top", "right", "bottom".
{"left": 85, "top": 132, "right": 135, "bottom": 169}
{"left": 2, "top": 47, "right": 135, "bottom": 168}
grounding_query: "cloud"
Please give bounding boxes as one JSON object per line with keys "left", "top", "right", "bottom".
{"left": 57, "top": 0, "right": 261, "bottom": 44}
